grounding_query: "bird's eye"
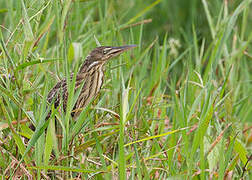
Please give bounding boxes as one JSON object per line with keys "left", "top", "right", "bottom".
{"left": 103, "top": 48, "right": 111, "bottom": 55}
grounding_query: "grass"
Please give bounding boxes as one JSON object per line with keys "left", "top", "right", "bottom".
{"left": 0, "top": 0, "right": 252, "bottom": 179}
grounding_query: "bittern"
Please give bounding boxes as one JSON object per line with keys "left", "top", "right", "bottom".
{"left": 46, "top": 45, "right": 136, "bottom": 119}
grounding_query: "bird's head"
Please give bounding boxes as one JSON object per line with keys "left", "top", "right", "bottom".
{"left": 87, "top": 45, "right": 137, "bottom": 63}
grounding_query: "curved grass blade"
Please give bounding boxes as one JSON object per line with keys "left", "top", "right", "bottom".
{"left": 28, "top": 165, "right": 98, "bottom": 173}
{"left": 15, "top": 58, "right": 62, "bottom": 71}
{"left": 124, "top": 128, "right": 188, "bottom": 147}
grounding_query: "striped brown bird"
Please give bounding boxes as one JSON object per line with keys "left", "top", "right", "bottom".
{"left": 46, "top": 45, "right": 136, "bottom": 119}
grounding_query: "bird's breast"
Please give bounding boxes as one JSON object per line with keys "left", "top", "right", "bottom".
{"left": 74, "top": 64, "right": 105, "bottom": 111}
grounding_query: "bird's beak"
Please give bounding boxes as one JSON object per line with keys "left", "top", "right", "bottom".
{"left": 106, "top": 45, "right": 137, "bottom": 59}
{"left": 113, "top": 45, "right": 137, "bottom": 52}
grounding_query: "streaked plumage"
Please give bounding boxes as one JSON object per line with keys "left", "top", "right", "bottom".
{"left": 46, "top": 45, "right": 136, "bottom": 119}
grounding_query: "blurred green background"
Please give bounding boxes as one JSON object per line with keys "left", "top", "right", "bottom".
{"left": 1, "top": 0, "right": 249, "bottom": 44}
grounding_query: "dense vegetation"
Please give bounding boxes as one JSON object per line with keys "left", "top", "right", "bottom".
{"left": 0, "top": 0, "right": 251, "bottom": 179}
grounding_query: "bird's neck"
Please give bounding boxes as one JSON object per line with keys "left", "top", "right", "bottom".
{"left": 78, "top": 57, "right": 105, "bottom": 74}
